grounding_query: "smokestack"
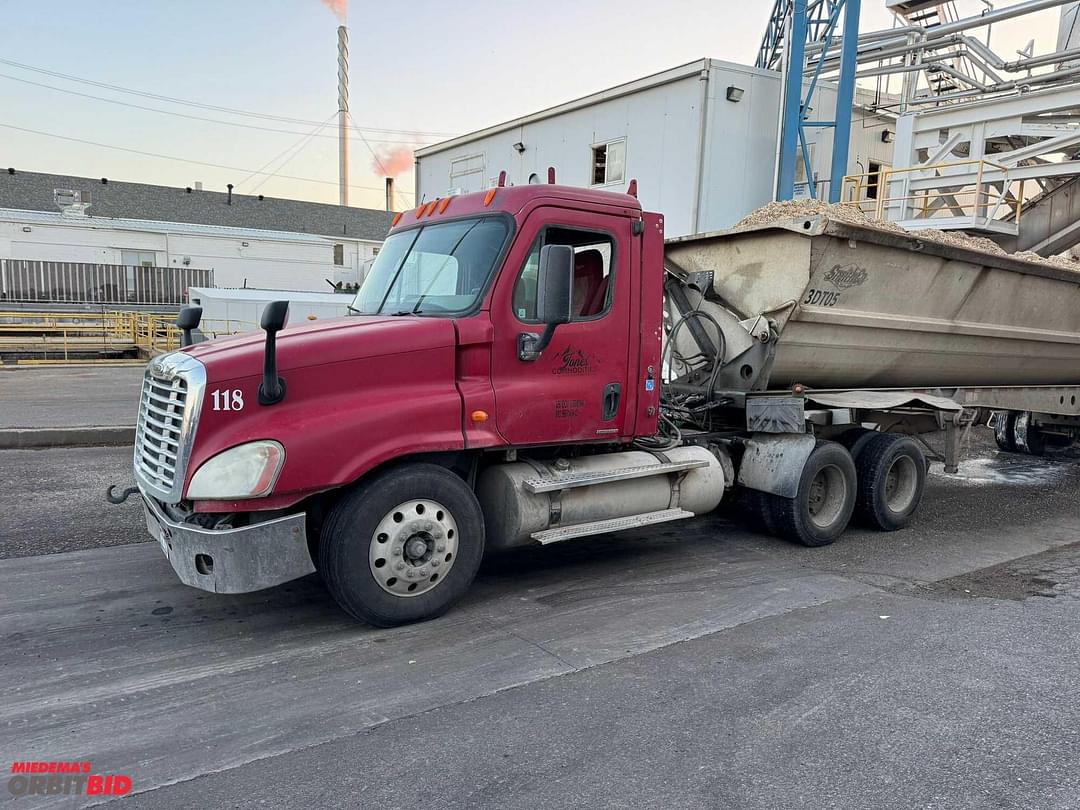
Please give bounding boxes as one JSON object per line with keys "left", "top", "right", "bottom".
{"left": 385, "top": 177, "right": 394, "bottom": 212}
{"left": 337, "top": 25, "right": 350, "bottom": 207}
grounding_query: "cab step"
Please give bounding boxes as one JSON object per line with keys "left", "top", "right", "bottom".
{"left": 523, "top": 460, "right": 708, "bottom": 494}
{"left": 531, "top": 508, "right": 695, "bottom": 545}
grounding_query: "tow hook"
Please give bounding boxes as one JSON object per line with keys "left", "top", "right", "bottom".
{"left": 105, "top": 485, "right": 140, "bottom": 505}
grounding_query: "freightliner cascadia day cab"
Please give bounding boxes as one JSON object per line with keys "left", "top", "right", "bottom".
{"left": 115, "top": 179, "right": 1080, "bottom": 626}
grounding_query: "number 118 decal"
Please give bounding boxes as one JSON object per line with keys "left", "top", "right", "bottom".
{"left": 211, "top": 389, "right": 245, "bottom": 411}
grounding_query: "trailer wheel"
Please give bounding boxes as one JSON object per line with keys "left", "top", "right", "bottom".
{"left": 993, "top": 411, "right": 1018, "bottom": 452}
{"left": 767, "top": 441, "right": 856, "bottom": 547}
{"left": 319, "top": 463, "right": 485, "bottom": 627}
{"left": 854, "top": 434, "right": 926, "bottom": 531}
{"left": 1013, "top": 412, "right": 1047, "bottom": 456}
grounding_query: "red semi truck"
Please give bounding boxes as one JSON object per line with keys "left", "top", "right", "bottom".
{"left": 115, "top": 179, "right": 1080, "bottom": 625}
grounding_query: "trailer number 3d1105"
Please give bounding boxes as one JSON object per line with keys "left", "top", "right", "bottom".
{"left": 211, "top": 389, "right": 245, "bottom": 411}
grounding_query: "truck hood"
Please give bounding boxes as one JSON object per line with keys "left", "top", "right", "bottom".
{"left": 182, "top": 315, "right": 457, "bottom": 379}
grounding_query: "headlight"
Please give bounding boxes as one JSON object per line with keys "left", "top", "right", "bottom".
{"left": 186, "top": 440, "right": 285, "bottom": 500}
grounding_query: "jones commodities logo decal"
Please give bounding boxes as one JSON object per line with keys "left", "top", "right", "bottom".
{"left": 7, "top": 761, "right": 132, "bottom": 798}
{"left": 823, "top": 264, "right": 868, "bottom": 290}
{"left": 552, "top": 346, "right": 597, "bottom": 376}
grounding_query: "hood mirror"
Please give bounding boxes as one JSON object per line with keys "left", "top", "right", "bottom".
{"left": 258, "top": 300, "right": 289, "bottom": 406}
{"left": 175, "top": 306, "right": 203, "bottom": 347}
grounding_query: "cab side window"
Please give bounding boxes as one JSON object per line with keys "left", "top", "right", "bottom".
{"left": 511, "top": 227, "right": 615, "bottom": 323}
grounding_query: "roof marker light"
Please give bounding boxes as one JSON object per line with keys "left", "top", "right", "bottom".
{"left": 415, "top": 203, "right": 425, "bottom": 216}
{"left": 438, "top": 197, "right": 452, "bottom": 214}
{"left": 483, "top": 189, "right": 497, "bottom": 206}
{"left": 425, "top": 200, "right": 438, "bottom": 217}
{"left": 392, "top": 212, "right": 403, "bottom": 227}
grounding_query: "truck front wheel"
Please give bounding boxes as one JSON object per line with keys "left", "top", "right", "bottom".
{"left": 319, "top": 464, "right": 485, "bottom": 626}
{"left": 766, "top": 441, "right": 856, "bottom": 547}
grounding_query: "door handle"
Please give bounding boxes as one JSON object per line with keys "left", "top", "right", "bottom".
{"left": 602, "top": 382, "right": 621, "bottom": 421}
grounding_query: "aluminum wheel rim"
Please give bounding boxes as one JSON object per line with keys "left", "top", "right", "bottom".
{"left": 369, "top": 499, "right": 458, "bottom": 598}
{"left": 884, "top": 455, "right": 918, "bottom": 513}
{"left": 807, "top": 464, "right": 846, "bottom": 529}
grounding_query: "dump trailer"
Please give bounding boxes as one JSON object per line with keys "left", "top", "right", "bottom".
{"left": 111, "top": 181, "right": 1080, "bottom": 626}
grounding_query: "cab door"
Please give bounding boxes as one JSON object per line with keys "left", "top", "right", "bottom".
{"left": 489, "top": 207, "right": 634, "bottom": 445}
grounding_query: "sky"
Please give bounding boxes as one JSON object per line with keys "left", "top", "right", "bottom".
{"left": 0, "top": 1, "right": 1065, "bottom": 211}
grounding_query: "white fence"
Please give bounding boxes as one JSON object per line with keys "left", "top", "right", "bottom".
{"left": 0, "top": 260, "right": 212, "bottom": 305}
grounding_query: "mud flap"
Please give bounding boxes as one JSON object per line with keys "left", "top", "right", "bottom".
{"left": 736, "top": 434, "right": 817, "bottom": 498}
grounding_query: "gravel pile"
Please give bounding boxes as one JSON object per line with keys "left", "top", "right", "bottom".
{"left": 734, "top": 199, "right": 904, "bottom": 234}
{"left": 1013, "top": 250, "right": 1080, "bottom": 270}
{"left": 907, "top": 228, "right": 1007, "bottom": 256}
{"left": 734, "top": 200, "right": 1080, "bottom": 272}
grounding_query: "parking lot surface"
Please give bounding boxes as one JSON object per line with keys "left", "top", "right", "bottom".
{"left": 1, "top": 434, "right": 1078, "bottom": 808}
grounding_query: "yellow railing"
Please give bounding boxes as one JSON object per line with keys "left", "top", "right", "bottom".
{"left": 842, "top": 159, "right": 1025, "bottom": 227}
{"left": 0, "top": 310, "right": 180, "bottom": 360}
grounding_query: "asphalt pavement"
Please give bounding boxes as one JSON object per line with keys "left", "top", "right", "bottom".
{"left": 0, "top": 366, "right": 143, "bottom": 429}
{"left": 0, "top": 433, "right": 1078, "bottom": 808}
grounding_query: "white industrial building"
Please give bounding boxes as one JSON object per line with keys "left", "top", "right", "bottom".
{"left": 0, "top": 170, "right": 394, "bottom": 304}
{"left": 0, "top": 208, "right": 379, "bottom": 292}
{"left": 415, "top": 58, "right": 896, "bottom": 238}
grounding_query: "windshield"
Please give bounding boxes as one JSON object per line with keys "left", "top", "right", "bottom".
{"left": 350, "top": 216, "right": 510, "bottom": 315}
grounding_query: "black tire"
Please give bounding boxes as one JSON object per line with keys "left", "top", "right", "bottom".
{"left": 319, "top": 463, "right": 485, "bottom": 626}
{"left": 835, "top": 427, "right": 879, "bottom": 461}
{"left": 740, "top": 488, "right": 779, "bottom": 537}
{"left": 854, "top": 434, "right": 927, "bottom": 531}
{"left": 767, "top": 441, "right": 856, "bottom": 547}
{"left": 993, "top": 411, "right": 1018, "bottom": 452}
{"left": 1013, "top": 411, "right": 1047, "bottom": 456}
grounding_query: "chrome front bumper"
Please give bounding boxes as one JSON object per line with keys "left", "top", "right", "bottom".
{"left": 141, "top": 493, "right": 315, "bottom": 594}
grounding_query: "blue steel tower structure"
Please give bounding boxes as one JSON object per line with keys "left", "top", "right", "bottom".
{"left": 757, "top": 0, "right": 862, "bottom": 203}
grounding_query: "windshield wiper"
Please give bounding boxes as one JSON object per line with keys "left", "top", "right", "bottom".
{"left": 346, "top": 304, "right": 362, "bottom": 315}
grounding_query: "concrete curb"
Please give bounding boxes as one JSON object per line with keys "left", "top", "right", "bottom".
{"left": 0, "top": 426, "right": 135, "bottom": 449}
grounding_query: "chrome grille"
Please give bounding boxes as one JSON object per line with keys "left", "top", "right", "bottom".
{"left": 133, "top": 353, "right": 206, "bottom": 502}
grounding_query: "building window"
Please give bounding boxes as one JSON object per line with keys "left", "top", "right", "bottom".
{"left": 333, "top": 244, "right": 345, "bottom": 266}
{"left": 449, "top": 154, "right": 485, "bottom": 193}
{"left": 591, "top": 139, "right": 626, "bottom": 186}
{"left": 121, "top": 250, "right": 156, "bottom": 267}
{"left": 372, "top": 246, "right": 380, "bottom": 256}
{"left": 512, "top": 226, "right": 615, "bottom": 323}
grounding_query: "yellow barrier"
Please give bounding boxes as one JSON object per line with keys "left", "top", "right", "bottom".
{"left": 0, "top": 310, "right": 180, "bottom": 360}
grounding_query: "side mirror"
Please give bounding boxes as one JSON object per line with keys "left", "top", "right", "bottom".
{"left": 536, "top": 245, "right": 574, "bottom": 325}
{"left": 258, "top": 300, "right": 289, "bottom": 406}
{"left": 519, "top": 245, "right": 574, "bottom": 361}
{"left": 175, "top": 306, "right": 202, "bottom": 347}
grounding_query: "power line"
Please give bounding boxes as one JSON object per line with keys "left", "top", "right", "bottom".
{"left": 347, "top": 111, "right": 413, "bottom": 210}
{"left": 250, "top": 118, "right": 336, "bottom": 193}
{"left": 0, "top": 122, "right": 416, "bottom": 198}
{"left": 0, "top": 71, "right": 437, "bottom": 145}
{"left": 237, "top": 114, "right": 337, "bottom": 191}
{"left": 0, "top": 57, "right": 457, "bottom": 138}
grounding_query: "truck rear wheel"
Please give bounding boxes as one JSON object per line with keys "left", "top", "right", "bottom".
{"left": 319, "top": 463, "right": 485, "bottom": 627}
{"left": 767, "top": 441, "right": 856, "bottom": 547}
{"left": 1013, "top": 412, "right": 1047, "bottom": 456}
{"left": 854, "top": 434, "right": 926, "bottom": 531}
{"left": 994, "top": 411, "right": 1018, "bottom": 452}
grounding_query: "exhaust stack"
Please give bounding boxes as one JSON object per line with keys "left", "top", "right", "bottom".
{"left": 385, "top": 177, "right": 394, "bottom": 212}
{"left": 337, "top": 25, "right": 350, "bottom": 207}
